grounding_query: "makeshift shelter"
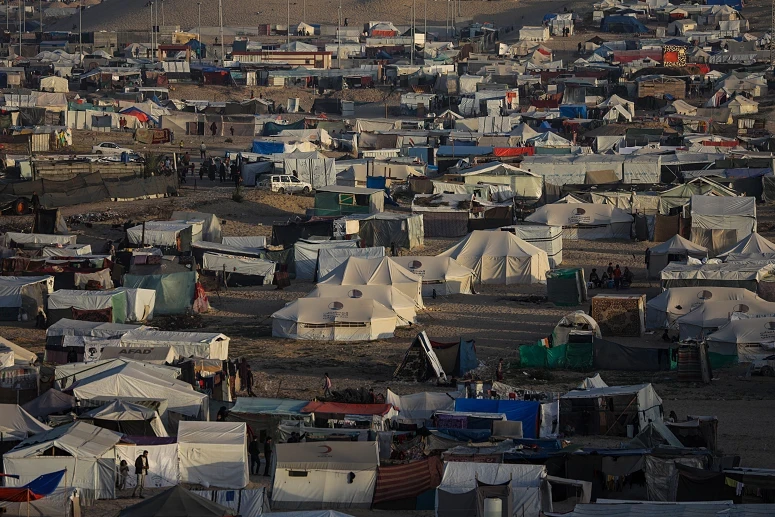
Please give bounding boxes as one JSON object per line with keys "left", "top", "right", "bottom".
{"left": 314, "top": 187, "right": 384, "bottom": 216}
{"left": 178, "top": 422, "right": 249, "bottom": 489}
{"left": 386, "top": 389, "right": 457, "bottom": 426}
{"left": 426, "top": 335, "right": 478, "bottom": 377}
{"left": 228, "top": 398, "right": 312, "bottom": 441}
{"left": 118, "top": 485, "right": 234, "bottom": 517}
{"left": 46, "top": 288, "right": 155, "bottom": 324}
{"left": 387, "top": 256, "right": 474, "bottom": 296}
{"left": 660, "top": 262, "right": 775, "bottom": 292}
{"left": 648, "top": 235, "right": 709, "bottom": 278}
{"left": 119, "top": 328, "right": 229, "bottom": 360}
{"left": 455, "top": 399, "right": 541, "bottom": 439}
{"left": 438, "top": 230, "right": 548, "bottom": 285}
{"left": 0, "top": 276, "right": 53, "bottom": 322}
{"left": 44, "top": 319, "right": 143, "bottom": 363}
{"left": 436, "top": 463, "right": 546, "bottom": 517}
{"left": 316, "top": 246, "right": 386, "bottom": 280}
{"left": 272, "top": 441, "right": 379, "bottom": 510}
{"left": 601, "top": 15, "right": 648, "bottom": 33}
{"left": 690, "top": 195, "right": 756, "bottom": 255}
{"left": 170, "top": 211, "right": 222, "bottom": 243}
{"left": 3, "top": 233, "right": 75, "bottom": 248}
{"left": 677, "top": 297, "right": 775, "bottom": 341}
{"left": 0, "top": 405, "right": 51, "bottom": 446}
{"left": 306, "top": 284, "right": 417, "bottom": 325}
{"left": 358, "top": 213, "right": 424, "bottom": 250}
{"left": 393, "top": 331, "right": 448, "bottom": 382}
{"left": 301, "top": 401, "right": 398, "bottom": 431}
{"left": 706, "top": 317, "right": 775, "bottom": 367}
{"left": 79, "top": 400, "right": 167, "bottom": 437}
{"left": 561, "top": 384, "right": 663, "bottom": 436}
{"left": 123, "top": 271, "right": 197, "bottom": 315}
{"left": 22, "top": 390, "right": 76, "bottom": 420}
{"left": 546, "top": 268, "right": 588, "bottom": 306}
{"left": 293, "top": 239, "right": 359, "bottom": 282}
{"left": 4, "top": 421, "right": 122, "bottom": 500}
{"left": 718, "top": 233, "right": 775, "bottom": 260}
{"left": 126, "top": 221, "right": 203, "bottom": 250}
{"left": 526, "top": 204, "right": 633, "bottom": 240}
{"left": 272, "top": 297, "right": 398, "bottom": 341}
{"left": 40, "top": 76, "right": 69, "bottom": 93}
{"left": 0, "top": 336, "right": 38, "bottom": 366}
{"left": 553, "top": 311, "right": 601, "bottom": 346}
{"left": 201, "top": 253, "right": 275, "bottom": 286}
{"left": 501, "top": 225, "right": 563, "bottom": 267}
{"left": 319, "top": 257, "right": 424, "bottom": 307}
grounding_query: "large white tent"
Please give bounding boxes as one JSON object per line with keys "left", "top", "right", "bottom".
{"left": 272, "top": 298, "right": 398, "bottom": 341}
{"left": 718, "top": 232, "right": 775, "bottom": 260}
{"left": 306, "top": 284, "right": 417, "bottom": 325}
{"left": 80, "top": 399, "right": 168, "bottom": 437}
{"left": 55, "top": 357, "right": 180, "bottom": 389}
{"left": 690, "top": 195, "right": 756, "bottom": 254}
{"left": 385, "top": 389, "right": 458, "bottom": 426}
{"left": 47, "top": 288, "right": 155, "bottom": 323}
{"left": 0, "top": 404, "right": 51, "bottom": 441}
{"left": 4, "top": 421, "right": 122, "bottom": 500}
{"left": 387, "top": 256, "right": 475, "bottom": 295}
{"left": 677, "top": 297, "right": 775, "bottom": 340}
{"left": 0, "top": 275, "right": 53, "bottom": 322}
{"left": 294, "top": 239, "right": 359, "bottom": 281}
{"left": 272, "top": 441, "right": 379, "bottom": 510}
{"left": 525, "top": 203, "right": 633, "bottom": 240}
{"left": 660, "top": 262, "right": 775, "bottom": 291}
{"left": 647, "top": 234, "right": 708, "bottom": 278}
{"left": 706, "top": 317, "right": 775, "bottom": 365}
{"left": 319, "top": 257, "right": 424, "bottom": 307}
{"left": 178, "top": 421, "right": 249, "bottom": 489}
{"left": 646, "top": 286, "right": 759, "bottom": 329}
{"left": 119, "top": 328, "right": 229, "bottom": 360}
{"left": 438, "top": 230, "right": 549, "bottom": 285}
{"left": 501, "top": 225, "right": 563, "bottom": 267}
{"left": 126, "top": 220, "right": 204, "bottom": 247}
{"left": 316, "top": 246, "right": 386, "bottom": 280}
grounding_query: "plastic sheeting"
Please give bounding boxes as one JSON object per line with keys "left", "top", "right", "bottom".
{"left": 115, "top": 443, "right": 179, "bottom": 489}
{"left": 123, "top": 272, "right": 196, "bottom": 315}
{"left": 317, "top": 247, "right": 385, "bottom": 280}
{"left": 178, "top": 422, "right": 249, "bottom": 489}
{"left": 294, "top": 240, "right": 358, "bottom": 281}
{"left": 386, "top": 390, "right": 457, "bottom": 426}
{"left": 645, "top": 455, "right": 707, "bottom": 502}
{"left": 454, "top": 399, "right": 540, "bottom": 439}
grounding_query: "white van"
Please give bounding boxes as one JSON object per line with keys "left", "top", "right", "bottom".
{"left": 257, "top": 174, "right": 312, "bottom": 194}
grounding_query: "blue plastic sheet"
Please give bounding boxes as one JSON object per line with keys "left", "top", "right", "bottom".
{"left": 454, "top": 399, "right": 541, "bottom": 438}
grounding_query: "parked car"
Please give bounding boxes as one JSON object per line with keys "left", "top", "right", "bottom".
{"left": 257, "top": 174, "right": 312, "bottom": 194}
{"left": 752, "top": 355, "right": 775, "bottom": 376}
{"left": 92, "top": 142, "right": 133, "bottom": 155}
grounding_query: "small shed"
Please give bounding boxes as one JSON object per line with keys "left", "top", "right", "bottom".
{"left": 313, "top": 186, "right": 384, "bottom": 216}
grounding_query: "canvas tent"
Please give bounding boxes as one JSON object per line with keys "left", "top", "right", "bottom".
{"left": 170, "top": 211, "right": 222, "bottom": 243}
{"left": 306, "top": 284, "right": 417, "bottom": 325}
{"left": 272, "top": 441, "right": 379, "bottom": 510}
{"left": 0, "top": 336, "right": 39, "bottom": 366}
{"left": 646, "top": 287, "right": 759, "bottom": 329}
{"left": 316, "top": 246, "right": 386, "bottom": 280}
{"left": 393, "top": 331, "right": 447, "bottom": 382}
{"left": 438, "top": 230, "right": 549, "bottom": 285}
{"left": 561, "top": 383, "right": 663, "bottom": 435}
{"left": 501, "top": 225, "right": 563, "bottom": 268}
{"left": 387, "top": 256, "right": 475, "bottom": 296}
{"left": 319, "top": 257, "right": 424, "bottom": 307}
{"left": 119, "top": 328, "right": 229, "bottom": 360}
{"left": 690, "top": 195, "right": 756, "bottom": 255}
{"left": 178, "top": 422, "right": 249, "bottom": 489}
{"left": 0, "top": 404, "right": 51, "bottom": 442}
{"left": 294, "top": 239, "right": 359, "bottom": 281}
{"left": 677, "top": 297, "right": 775, "bottom": 341}
{"left": 647, "top": 235, "right": 708, "bottom": 278}
{"left": 660, "top": 262, "right": 774, "bottom": 291}
{"left": 386, "top": 389, "right": 457, "bottom": 426}
{"left": 526, "top": 204, "right": 633, "bottom": 240}
{"left": 0, "top": 276, "right": 53, "bottom": 322}
{"left": 718, "top": 233, "right": 775, "bottom": 260}
{"left": 4, "top": 421, "right": 122, "bottom": 500}
{"left": 552, "top": 311, "right": 601, "bottom": 346}
{"left": 706, "top": 317, "right": 775, "bottom": 366}
{"left": 46, "top": 288, "right": 155, "bottom": 324}
{"left": 272, "top": 297, "right": 398, "bottom": 341}
{"left": 80, "top": 400, "right": 167, "bottom": 437}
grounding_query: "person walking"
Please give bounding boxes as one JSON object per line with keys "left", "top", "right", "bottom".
{"left": 200, "top": 142, "right": 207, "bottom": 159}
{"left": 248, "top": 436, "right": 261, "bottom": 475}
{"left": 322, "top": 373, "right": 332, "bottom": 398}
{"left": 131, "top": 450, "right": 149, "bottom": 498}
{"left": 263, "top": 437, "right": 273, "bottom": 476}
{"left": 246, "top": 364, "right": 255, "bottom": 396}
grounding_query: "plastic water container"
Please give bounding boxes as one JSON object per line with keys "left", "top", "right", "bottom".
{"left": 484, "top": 498, "right": 503, "bottom": 517}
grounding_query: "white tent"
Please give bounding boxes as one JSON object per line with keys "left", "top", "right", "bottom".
{"left": 178, "top": 421, "right": 249, "bottom": 489}
{"left": 0, "top": 404, "right": 51, "bottom": 441}
{"left": 4, "top": 421, "right": 122, "bottom": 500}
{"left": 294, "top": 239, "right": 359, "bottom": 281}
{"left": 552, "top": 311, "right": 602, "bottom": 346}
{"left": 385, "top": 389, "right": 458, "bottom": 426}
{"left": 126, "top": 220, "right": 204, "bottom": 247}
{"left": 0, "top": 336, "right": 39, "bottom": 365}
{"left": 706, "top": 317, "right": 775, "bottom": 364}
{"left": 40, "top": 75, "right": 69, "bottom": 92}
{"left": 438, "top": 230, "right": 549, "bottom": 285}
{"left": 527, "top": 131, "right": 572, "bottom": 148}
{"left": 317, "top": 246, "right": 386, "bottom": 280}
{"left": 437, "top": 462, "right": 546, "bottom": 517}
{"left": 306, "top": 284, "right": 417, "bottom": 325}
{"left": 562, "top": 383, "right": 663, "bottom": 431}
{"left": 319, "top": 257, "right": 424, "bottom": 308}
{"left": 55, "top": 357, "right": 180, "bottom": 388}
{"left": 272, "top": 298, "right": 398, "bottom": 341}
{"left": 509, "top": 123, "right": 540, "bottom": 144}
{"left": 169, "top": 211, "right": 222, "bottom": 242}
{"left": 201, "top": 253, "right": 275, "bottom": 284}
{"left": 0, "top": 275, "right": 53, "bottom": 321}
{"left": 647, "top": 235, "right": 708, "bottom": 278}
{"left": 80, "top": 399, "right": 168, "bottom": 437}
{"left": 690, "top": 195, "right": 756, "bottom": 254}
{"left": 119, "top": 328, "right": 229, "bottom": 360}
{"left": 526, "top": 204, "right": 633, "bottom": 240}
{"left": 501, "top": 225, "right": 563, "bottom": 267}
{"left": 47, "top": 288, "right": 155, "bottom": 323}
{"left": 272, "top": 441, "right": 379, "bottom": 510}
{"left": 646, "top": 286, "right": 759, "bottom": 329}
{"left": 3, "top": 232, "right": 75, "bottom": 247}
{"left": 660, "top": 262, "right": 774, "bottom": 291}
{"left": 718, "top": 233, "right": 775, "bottom": 260}
{"left": 387, "top": 256, "right": 475, "bottom": 296}
{"left": 677, "top": 297, "right": 775, "bottom": 340}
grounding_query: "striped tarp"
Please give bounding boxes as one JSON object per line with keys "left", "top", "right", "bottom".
{"left": 372, "top": 456, "right": 443, "bottom": 504}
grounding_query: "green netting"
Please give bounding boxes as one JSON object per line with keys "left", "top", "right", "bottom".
{"left": 566, "top": 343, "right": 594, "bottom": 369}
{"left": 708, "top": 352, "right": 738, "bottom": 369}
{"left": 546, "top": 345, "right": 568, "bottom": 369}
{"left": 519, "top": 344, "right": 547, "bottom": 368}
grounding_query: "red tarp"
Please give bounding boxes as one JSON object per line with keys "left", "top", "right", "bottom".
{"left": 612, "top": 50, "right": 663, "bottom": 64}
{"left": 301, "top": 401, "right": 395, "bottom": 416}
{"left": 702, "top": 140, "right": 737, "bottom": 147}
{"left": 494, "top": 147, "right": 535, "bottom": 157}
{"left": 0, "top": 488, "right": 44, "bottom": 503}
{"left": 372, "top": 457, "right": 443, "bottom": 504}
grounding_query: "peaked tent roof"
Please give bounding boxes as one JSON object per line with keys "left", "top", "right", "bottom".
{"left": 0, "top": 405, "right": 51, "bottom": 440}
{"left": 319, "top": 257, "right": 424, "bottom": 307}
{"left": 0, "top": 337, "right": 38, "bottom": 366}
{"left": 509, "top": 123, "right": 540, "bottom": 141}
{"left": 119, "top": 485, "right": 234, "bottom": 517}
{"left": 650, "top": 234, "right": 708, "bottom": 256}
{"left": 80, "top": 399, "right": 158, "bottom": 421}
{"left": 9, "top": 421, "right": 122, "bottom": 458}
{"left": 718, "top": 232, "right": 775, "bottom": 258}
{"left": 22, "top": 389, "right": 76, "bottom": 419}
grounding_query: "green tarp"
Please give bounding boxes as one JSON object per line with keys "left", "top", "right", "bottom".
{"left": 519, "top": 342, "right": 593, "bottom": 369}
{"left": 124, "top": 271, "right": 196, "bottom": 315}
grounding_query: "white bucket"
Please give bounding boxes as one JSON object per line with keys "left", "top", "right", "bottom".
{"left": 484, "top": 497, "right": 503, "bottom": 517}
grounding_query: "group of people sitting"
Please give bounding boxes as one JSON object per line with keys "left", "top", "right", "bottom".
{"left": 589, "top": 262, "right": 634, "bottom": 290}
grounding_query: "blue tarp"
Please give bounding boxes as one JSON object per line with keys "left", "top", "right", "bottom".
{"left": 436, "top": 146, "right": 493, "bottom": 157}
{"left": 406, "top": 147, "right": 430, "bottom": 164}
{"left": 366, "top": 176, "right": 387, "bottom": 190}
{"left": 725, "top": 167, "right": 772, "bottom": 178}
{"left": 707, "top": 0, "right": 742, "bottom": 10}
{"left": 24, "top": 470, "right": 66, "bottom": 496}
{"left": 454, "top": 399, "right": 540, "bottom": 438}
{"left": 231, "top": 397, "right": 309, "bottom": 415}
{"left": 263, "top": 119, "right": 306, "bottom": 136}
{"left": 600, "top": 16, "right": 648, "bottom": 33}
{"left": 252, "top": 140, "right": 285, "bottom": 154}
{"left": 559, "top": 104, "right": 588, "bottom": 119}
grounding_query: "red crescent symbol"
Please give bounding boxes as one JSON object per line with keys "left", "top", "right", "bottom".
{"left": 319, "top": 445, "right": 332, "bottom": 453}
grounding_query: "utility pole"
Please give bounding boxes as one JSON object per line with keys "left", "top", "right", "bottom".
{"left": 410, "top": 0, "right": 415, "bottom": 65}
{"left": 286, "top": 0, "right": 289, "bottom": 45}
{"left": 218, "top": 0, "right": 224, "bottom": 61}
{"left": 197, "top": 1, "right": 201, "bottom": 60}
{"left": 337, "top": 0, "right": 341, "bottom": 68}
{"left": 17, "top": 0, "right": 21, "bottom": 56}
{"left": 39, "top": 0, "right": 41, "bottom": 33}
{"left": 161, "top": 0, "right": 164, "bottom": 26}
{"left": 770, "top": 0, "right": 774, "bottom": 66}
{"left": 154, "top": 0, "right": 158, "bottom": 62}
{"left": 149, "top": 1, "right": 153, "bottom": 63}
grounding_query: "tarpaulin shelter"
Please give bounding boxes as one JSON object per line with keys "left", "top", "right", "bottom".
{"left": 553, "top": 311, "right": 601, "bottom": 346}
{"left": 0, "top": 275, "right": 53, "bottom": 322}
{"left": 0, "top": 404, "right": 51, "bottom": 442}
{"left": 706, "top": 317, "right": 775, "bottom": 367}
{"left": 393, "top": 331, "right": 448, "bottom": 382}
{"left": 428, "top": 336, "right": 478, "bottom": 377}
{"left": 283, "top": 153, "right": 337, "bottom": 189}
{"left": 601, "top": 15, "right": 649, "bottom": 33}
{"left": 306, "top": 284, "right": 416, "bottom": 325}
{"left": 301, "top": 401, "right": 398, "bottom": 430}
{"left": 293, "top": 239, "right": 359, "bottom": 282}
{"left": 316, "top": 246, "right": 386, "bottom": 280}
{"left": 4, "top": 421, "right": 122, "bottom": 500}
{"left": 79, "top": 400, "right": 167, "bottom": 437}
{"left": 690, "top": 195, "right": 756, "bottom": 255}
{"left": 455, "top": 399, "right": 541, "bottom": 439}
{"left": 227, "top": 398, "right": 312, "bottom": 441}
{"left": 46, "top": 288, "right": 155, "bottom": 325}
{"left": 170, "top": 211, "right": 222, "bottom": 243}
{"left": 546, "top": 268, "right": 588, "bottom": 306}
{"left": 501, "top": 226, "right": 563, "bottom": 267}
{"left": 178, "top": 422, "right": 249, "bottom": 489}
{"left": 718, "top": 233, "right": 775, "bottom": 260}
{"left": 123, "top": 271, "right": 197, "bottom": 315}
{"left": 358, "top": 213, "right": 424, "bottom": 250}
{"left": 677, "top": 297, "right": 775, "bottom": 341}
{"left": 436, "top": 463, "right": 545, "bottom": 517}
{"left": 3, "top": 233, "right": 76, "bottom": 248}
{"left": 201, "top": 253, "right": 275, "bottom": 286}
{"left": 386, "top": 389, "right": 458, "bottom": 426}
{"left": 119, "top": 485, "right": 234, "bottom": 517}
{"left": 648, "top": 235, "right": 708, "bottom": 278}
{"left": 272, "top": 297, "right": 398, "bottom": 341}
{"left": 387, "top": 256, "right": 474, "bottom": 296}
{"left": 561, "top": 383, "right": 663, "bottom": 436}
{"left": 272, "top": 441, "right": 379, "bottom": 510}
{"left": 119, "top": 328, "right": 228, "bottom": 360}
{"left": 319, "top": 257, "right": 424, "bottom": 308}
{"left": 126, "top": 221, "right": 203, "bottom": 251}
{"left": 438, "top": 230, "right": 549, "bottom": 285}
{"left": 314, "top": 186, "right": 383, "bottom": 216}
{"left": 526, "top": 204, "right": 633, "bottom": 240}
{"left": 660, "top": 262, "right": 774, "bottom": 292}
{"left": 22, "top": 390, "right": 75, "bottom": 421}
